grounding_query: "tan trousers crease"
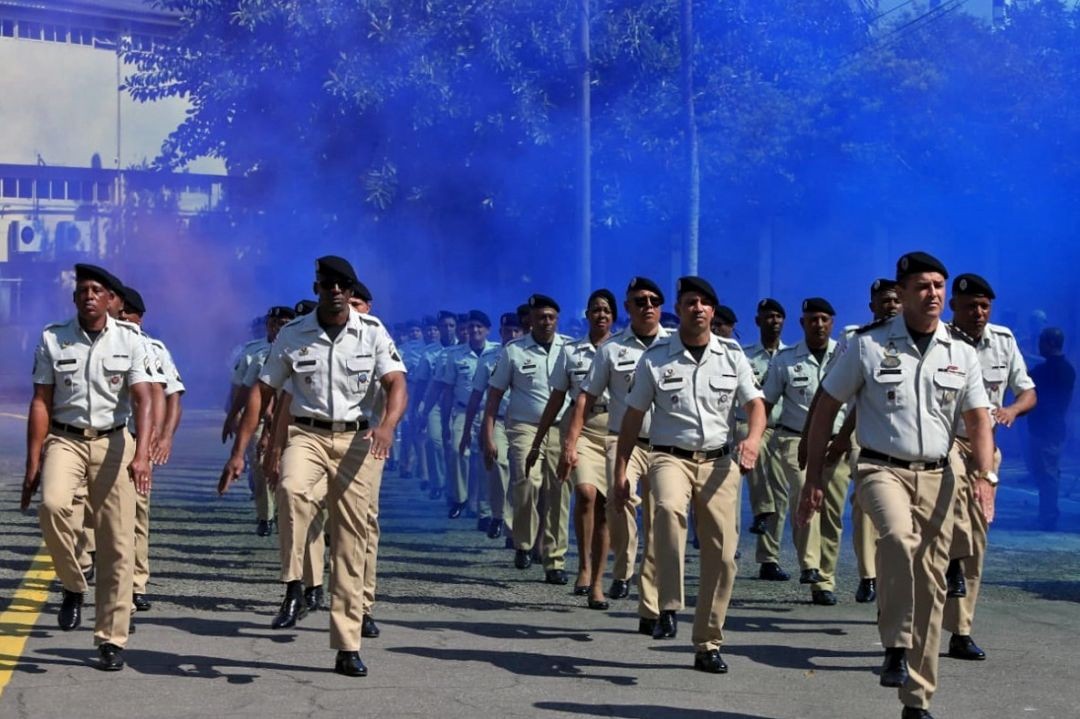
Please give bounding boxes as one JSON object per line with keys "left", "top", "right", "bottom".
{"left": 508, "top": 421, "right": 570, "bottom": 570}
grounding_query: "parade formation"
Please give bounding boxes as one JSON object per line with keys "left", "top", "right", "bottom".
{"left": 20, "top": 250, "right": 1042, "bottom": 719}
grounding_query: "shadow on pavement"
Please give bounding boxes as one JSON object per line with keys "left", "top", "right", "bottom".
{"left": 656, "top": 642, "right": 880, "bottom": 673}
{"left": 378, "top": 592, "right": 574, "bottom": 613}
{"left": 988, "top": 579, "right": 1080, "bottom": 603}
{"left": 132, "top": 614, "right": 321, "bottom": 640}
{"left": 382, "top": 618, "right": 594, "bottom": 642}
{"left": 535, "top": 703, "right": 778, "bottom": 719}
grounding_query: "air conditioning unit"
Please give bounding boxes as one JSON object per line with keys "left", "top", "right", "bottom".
{"left": 8, "top": 221, "right": 44, "bottom": 254}
{"left": 55, "top": 220, "right": 91, "bottom": 256}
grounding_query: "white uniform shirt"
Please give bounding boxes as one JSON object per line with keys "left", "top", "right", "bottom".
{"left": 439, "top": 340, "right": 500, "bottom": 407}
{"left": 231, "top": 337, "right": 270, "bottom": 386}
{"left": 260, "top": 310, "right": 406, "bottom": 423}
{"left": 627, "top": 333, "right": 761, "bottom": 451}
{"left": 551, "top": 335, "right": 610, "bottom": 432}
{"left": 32, "top": 315, "right": 154, "bottom": 430}
{"left": 737, "top": 340, "right": 786, "bottom": 426}
{"left": 822, "top": 315, "right": 990, "bottom": 462}
{"left": 954, "top": 322, "right": 1035, "bottom": 438}
{"left": 762, "top": 339, "right": 846, "bottom": 434}
{"left": 148, "top": 336, "right": 186, "bottom": 397}
{"left": 473, "top": 345, "right": 510, "bottom": 418}
{"left": 488, "top": 333, "right": 570, "bottom": 424}
{"left": 581, "top": 326, "right": 670, "bottom": 437}
{"left": 415, "top": 341, "right": 456, "bottom": 384}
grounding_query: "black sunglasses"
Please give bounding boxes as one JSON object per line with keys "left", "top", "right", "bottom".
{"left": 632, "top": 295, "right": 662, "bottom": 308}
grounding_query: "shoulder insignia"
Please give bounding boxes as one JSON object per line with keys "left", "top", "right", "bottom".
{"left": 360, "top": 317, "right": 381, "bottom": 327}
{"left": 855, "top": 319, "right": 887, "bottom": 335}
{"left": 507, "top": 336, "right": 528, "bottom": 347}
{"left": 988, "top": 323, "right": 1015, "bottom": 338}
{"left": 947, "top": 323, "right": 978, "bottom": 346}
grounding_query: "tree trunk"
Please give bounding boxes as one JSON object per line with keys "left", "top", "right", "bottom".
{"left": 680, "top": 0, "right": 700, "bottom": 276}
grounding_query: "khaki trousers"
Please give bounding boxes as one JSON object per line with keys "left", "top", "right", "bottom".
{"left": 425, "top": 406, "right": 447, "bottom": 493}
{"left": 278, "top": 425, "right": 382, "bottom": 651}
{"left": 649, "top": 452, "right": 741, "bottom": 652}
{"left": 737, "top": 424, "right": 787, "bottom": 564}
{"left": 250, "top": 444, "right": 275, "bottom": 522}
{"left": 849, "top": 443, "right": 878, "bottom": 580}
{"left": 488, "top": 420, "right": 512, "bottom": 528}
{"left": 507, "top": 421, "right": 570, "bottom": 570}
{"left": 857, "top": 460, "right": 956, "bottom": 710}
{"left": 39, "top": 429, "right": 136, "bottom": 648}
{"left": 943, "top": 440, "right": 1001, "bottom": 636}
{"left": 134, "top": 490, "right": 150, "bottom": 594}
{"left": 75, "top": 485, "right": 95, "bottom": 572}
{"left": 604, "top": 436, "right": 659, "bottom": 618}
{"left": 453, "top": 410, "right": 491, "bottom": 517}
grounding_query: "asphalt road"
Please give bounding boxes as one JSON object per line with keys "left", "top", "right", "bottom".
{"left": 1, "top": 408, "right": 1078, "bottom": 719}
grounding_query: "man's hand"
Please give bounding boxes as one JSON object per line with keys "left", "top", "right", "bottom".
{"left": 797, "top": 436, "right": 808, "bottom": 470}
{"left": 973, "top": 478, "right": 997, "bottom": 524}
{"left": 129, "top": 455, "right": 153, "bottom": 496}
{"left": 262, "top": 448, "right": 282, "bottom": 490}
{"left": 992, "top": 406, "right": 1018, "bottom": 428}
{"left": 458, "top": 429, "right": 472, "bottom": 456}
{"left": 20, "top": 468, "right": 41, "bottom": 512}
{"left": 736, "top": 437, "right": 760, "bottom": 474}
{"left": 442, "top": 425, "right": 452, "bottom": 445}
{"left": 796, "top": 480, "right": 824, "bottom": 527}
{"left": 481, "top": 433, "right": 497, "bottom": 471}
{"left": 612, "top": 475, "right": 631, "bottom": 508}
{"left": 824, "top": 435, "right": 852, "bottom": 466}
{"left": 558, "top": 444, "right": 579, "bottom": 483}
{"left": 221, "top": 416, "right": 238, "bottom": 445}
{"left": 365, "top": 425, "right": 395, "bottom": 460}
{"left": 524, "top": 448, "right": 540, "bottom": 477}
{"left": 151, "top": 436, "right": 173, "bottom": 466}
{"left": 218, "top": 454, "right": 245, "bottom": 495}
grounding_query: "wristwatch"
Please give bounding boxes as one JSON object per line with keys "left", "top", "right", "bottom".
{"left": 973, "top": 469, "right": 999, "bottom": 486}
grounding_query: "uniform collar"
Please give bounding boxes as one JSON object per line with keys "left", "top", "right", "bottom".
{"left": 620, "top": 325, "right": 668, "bottom": 346}
{"left": 71, "top": 313, "right": 116, "bottom": 341}
{"left": 294, "top": 308, "right": 363, "bottom": 338}
{"left": 743, "top": 339, "right": 785, "bottom": 355}
{"left": 793, "top": 338, "right": 836, "bottom": 360}
{"left": 667, "top": 332, "right": 721, "bottom": 358}
{"left": 885, "top": 314, "right": 953, "bottom": 346}
{"left": 522, "top": 333, "right": 563, "bottom": 350}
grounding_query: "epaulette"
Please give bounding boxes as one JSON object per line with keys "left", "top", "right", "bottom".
{"left": 642, "top": 336, "right": 672, "bottom": 355}
{"left": 854, "top": 319, "right": 887, "bottom": 335}
{"left": 43, "top": 320, "right": 66, "bottom": 331}
{"left": 506, "top": 335, "right": 528, "bottom": 347}
{"left": 115, "top": 319, "right": 141, "bottom": 334}
{"left": 358, "top": 312, "right": 383, "bottom": 328}
{"left": 280, "top": 315, "right": 304, "bottom": 329}
{"left": 716, "top": 335, "right": 742, "bottom": 351}
{"left": 947, "top": 323, "right": 978, "bottom": 347}
{"left": 149, "top": 338, "right": 166, "bottom": 350}
{"left": 241, "top": 336, "right": 266, "bottom": 347}
{"left": 775, "top": 344, "right": 798, "bottom": 357}
{"left": 987, "top": 323, "right": 1015, "bottom": 338}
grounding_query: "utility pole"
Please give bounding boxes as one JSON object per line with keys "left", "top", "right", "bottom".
{"left": 680, "top": 0, "right": 700, "bottom": 275}
{"left": 578, "top": 0, "right": 592, "bottom": 303}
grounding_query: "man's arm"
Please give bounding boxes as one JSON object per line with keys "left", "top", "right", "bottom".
{"left": 22, "top": 384, "right": 53, "bottom": 510}
{"left": 152, "top": 391, "right": 183, "bottom": 465}
{"left": 527, "top": 388, "right": 568, "bottom": 477}
{"left": 219, "top": 381, "right": 273, "bottom": 493}
{"left": 558, "top": 390, "right": 598, "bottom": 481}
{"left": 613, "top": 407, "right": 646, "bottom": 506}
{"left": 438, "top": 382, "right": 454, "bottom": 441}
{"left": 965, "top": 406, "right": 997, "bottom": 522}
{"left": 222, "top": 383, "right": 247, "bottom": 443}
{"left": 129, "top": 382, "right": 154, "bottom": 496}
{"left": 737, "top": 398, "right": 766, "bottom": 473}
{"left": 459, "top": 388, "right": 484, "bottom": 455}
{"left": 994, "top": 388, "right": 1036, "bottom": 428}
{"left": 368, "top": 371, "right": 408, "bottom": 459}
{"left": 480, "top": 388, "right": 506, "bottom": 470}
{"left": 796, "top": 391, "right": 844, "bottom": 526}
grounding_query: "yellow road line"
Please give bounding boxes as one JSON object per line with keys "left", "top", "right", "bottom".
{"left": 0, "top": 412, "right": 27, "bottom": 420}
{"left": 0, "top": 544, "right": 54, "bottom": 698}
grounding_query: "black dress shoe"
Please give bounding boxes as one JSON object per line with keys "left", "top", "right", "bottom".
{"left": 361, "top": 615, "right": 380, "bottom": 638}
{"left": 811, "top": 590, "right": 837, "bottom": 606}
{"left": 448, "top": 502, "right": 466, "bottom": 519}
{"left": 530, "top": 547, "right": 543, "bottom": 564}
{"left": 256, "top": 519, "right": 272, "bottom": 537}
{"left": 946, "top": 559, "right": 967, "bottom": 598}
{"left": 304, "top": 585, "right": 324, "bottom": 612}
{"left": 880, "top": 647, "right": 909, "bottom": 687}
{"left": 799, "top": 568, "right": 824, "bottom": 585}
{"left": 477, "top": 517, "right": 492, "bottom": 533}
{"left": 856, "top": 578, "right": 877, "bottom": 603}
{"left": 638, "top": 618, "right": 657, "bottom": 636}
{"left": 749, "top": 512, "right": 773, "bottom": 535}
{"left": 608, "top": 579, "right": 631, "bottom": 599}
{"left": 759, "top": 562, "right": 790, "bottom": 581}
{"left": 334, "top": 651, "right": 368, "bottom": 677}
{"left": 133, "top": 593, "right": 151, "bottom": 612}
{"left": 573, "top": 584, "right": 589, "bottom": 596}
{"left": 587, "top": 598, "right": 610, "bottom": 610}
{"left": 58, "top": 589, "right": 83, "bottom": 631}
{"left": 545, "top": 569, "right": 568, "bottom": 585}
{"left": 947, "top": 634, "right": 986, "bottom": 661}
{"left": 505, "top": 536, "right": 515, "bottom": 550}
{"left": 694, "top": 649, "right": 729, "bottom": 674}
{"left": 514, "top": 549, "right": 532, "bottom": 570}
{"left": 901, "top": 708, "right": 934, "bottom": 719}
{"left": 653, "top": 610, "right": 677, "bottom": 639}
{"left": 487, "top": 519, "right": 504, "bottom": 539}
{"left": 272, "top": 582, "right": 308, "bottom": 629}
{"left": 96, "top": 643, "right": 125, "bottom": 672}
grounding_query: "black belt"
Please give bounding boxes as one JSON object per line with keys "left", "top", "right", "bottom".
{"left": 50, "top": 421, "right": 124, "bottom": 439}
{"left": 294, "top": 417, "right": 370, "bottom": 433}
{"left": 608, "top": 430, "right": 650, "bottom": 449}
{"left": 859, "top": 448, "right": 946, "bottom": 472}
{"left": 651, "top": 444, "right": 732, "bottom": 462}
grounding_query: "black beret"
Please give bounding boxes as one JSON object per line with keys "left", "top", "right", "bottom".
{"left": 119, "top": 286, "right": 146, "bottom": 315}
{"left": 456, "top": 313, "right": 470, "bottom": 324}
{"left": 528, "top": 293, "right": 560, "bottom": 312}
{"left": 715, "top": 305, "right": 738, "bottom": 325}
{"left": 422, "top": 315, "right": 438, "bottom": 326}
{"left": 626, "top": 276, "right": 664, "bottom": 304}
{"left": 268, "top": 305, "right": 296, "bottom": 320}
{"left": 952, "top": 273, "right": 995, "bottom": 299}
{"left": 294, "top": 299, "right": 318, "bottom": 316}
{"left": 437, "top": 310, "right": 456, "bottom": 322}
{"left": 74, "top": 264, "right": 123, "bottom": 294}
{"left": 315, "top": 255, "right": 359, "bottom": 285}
{"left": 896, "top": 251, "right": 948, "bottom": 281}
{"left": 660, "top": 311, "right": 680, "bottom": 328}
{"left": 675, "top": 275, "right": 718, "bottom": 307}
{"left": 500, "top": 312, "right": 521, "bottom": 328}
{"left": 588, "top": 289, "right": 618, "bottom": 320}
{"left": 801, "top": 297, "right": 836, "bottom": 316}
{"left": 466, "top": 309, "right": 492, "bottom": 328}
{"left": 757, "top": 298, "right": 786, "bottom": 317}
{"left": 871, "top": 278, "right": 897, "bottom": 295}
{"left": 352, "top": 281, "right": 373, "bottom": 302}
{"left": 516, "top": 303, "right": 531, "bottom": 318}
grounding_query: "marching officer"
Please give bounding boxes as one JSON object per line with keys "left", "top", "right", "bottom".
{"left": 799, "top": 251, "right": 995, "bottom": 719}
{"left": 24, "top": 264, "right": 154, "bottom": 671}
{"left": 221, "top": 256, "right": 407, "bottom": 677}
{"left": 615, "top": 276, "right": 765, "bottom": 674}
{"left": 943, "top": 273, "right": 1036, "bottom": 661}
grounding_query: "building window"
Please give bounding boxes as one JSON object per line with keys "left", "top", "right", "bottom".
{"left": 48, "top": 179, "right": 67, "bottom": 200}
{"left": 43, "top": 23, "right": 66, "bottom": 42}
{"left": 1, "top": 178, "right": 16, "bottom": 198}
{"left": 1, "top": 19, "right": 14, "bottom": 38}
{"left": 93, "top": 29, "right": 117, "bottom": 49}
{"left": 17, "top": 178, "right": 33, "bottom": 199}
{"left": 18, "top": 21, "right": 42, "bottom": 40}
{"left": 71, "top": 27, "right": 93, "bottom": 46}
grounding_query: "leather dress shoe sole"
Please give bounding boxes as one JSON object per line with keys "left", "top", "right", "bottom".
{"left": 96, "top": 643, "right": 125, "bottom": 672}
{"left": 544, "top": 570, "right": 568, "bottom": 585}
{"left": 947, "top": 635, "right": 986, "bottom": 661}
{"left": 334, "top": 651, "right": 368, "bottom": 677}
{"left": 759, "top": 563, "right": 790, "bottom": 582}
{"left": 694, "top": 649, "right": 728, "bottom": 674}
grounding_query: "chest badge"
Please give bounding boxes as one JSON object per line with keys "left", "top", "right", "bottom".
{"left": 881, "top": 356, "right": 902, "bottom": 369}
{"left": 794, "top": 364, "right": 802, "bottom": 372}
{"left": 885, "top": 342, "right": 899, "bottom": 357}
{"left": 300, "top": 347, "right": 309, "bottom": 356}
{"left": 663, "top": 368, "right": 674, "bottom": 378}
{"left": 61, "top": 341, "right": 73, "bottom": 349}
{"left": 618, "top": 348, "right": 628, "bottom": 359}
